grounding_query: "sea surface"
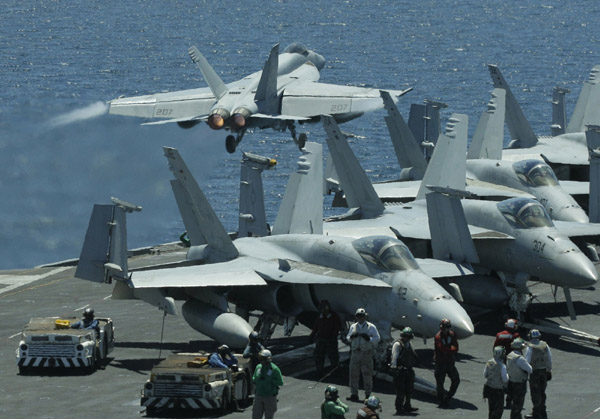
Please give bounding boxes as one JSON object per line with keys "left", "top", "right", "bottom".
{"left": 1, "top": 0, "right": 599, "bottom": 269}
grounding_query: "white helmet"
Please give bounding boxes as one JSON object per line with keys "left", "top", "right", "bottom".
{"left": 355, "top": 308, "right": 367, "bottom": 316}
{"left": 259, "top": 349, "right": 272, "bottom": 359}
{"left": 493, "top": 346, "right": 505, "bottom": 359}
{"left": 529, "top": 329, "right": 541, "bottom": 339}
{"left": 505, "top": 318, "right": 518, "bottom": 330}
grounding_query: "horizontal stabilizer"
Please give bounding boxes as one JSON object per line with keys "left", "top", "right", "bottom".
{"left": 142, "top": 115, "right": 208, "bottom": 126}
{"left": 188, "top": 46, "right": 228, "bottom": 100}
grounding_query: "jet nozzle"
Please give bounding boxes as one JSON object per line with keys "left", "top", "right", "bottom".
{"left": 207, "top": 109, "right": 230, "bottom": 130}
{"left": 232, "top": 107, "right": 252, "bottom": 129}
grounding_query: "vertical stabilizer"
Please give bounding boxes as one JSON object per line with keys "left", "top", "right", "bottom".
{"left": 416, "top": 114, "right": 468, "bottom": 201}
{"left": 425, "top": 188, "right": 479, "bottom": 264}
{"left": 164, "top": 147, "right": 238, "bottom": 261}
{"left": 567, "top": 66, "right": 600, "bottom": 133}
{"left": 188, "top": 46, "right": 228, "bottom": 100}
{"left": 551, "top": 87, "right": 570, "bottom": 136}
{"left": 75, "top": 198, "right": 142, "bottom": 283}
{"left": 322, "top": 116, "right": 385, "bottom": 218}
{"left": 467, "top": 88, "right": 506, "bottom": 160}
{"left": 239, "top": 152, "right": 277, "bottom": 237}
{"left": 586, "top": 125, "right": 600, "bottom": 222}
{"left": 255, "top": 43, "right": 280, "bottom": 115}
{"left": 488, "top": 65, "right": 538, "bottom": 147}
{"left": 272, "top": 142, "right": 323, "bottom": 234}
{"left": 381, "top": 91, "right": 427, "bottom": 178}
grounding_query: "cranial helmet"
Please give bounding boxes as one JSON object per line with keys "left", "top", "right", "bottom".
{"left": 355, "top": 308, "right": 367, "bottom": 317}
{"left": 401, "top": 327, "right": 414, "bottom": 339}
{"left": 259, "top": 349, "right": 272, "bottom": 360}
{"left": 440, "top": 318, "right": 452, "bottom": 329}
{"left": 505, "top": 318, "right": 518, "bottom": 330}
{"left": 365, "top": 395, "right": 380, "bottom": 409}
{"left": 493, "top": 346, "right": 505, "bottom": 359}
{"left": 218, "top": 344, "right": 230, "bottom": 355}
{"left": 249, "top": 331, "right": 259, "bottom": 341}
{"left": 324, "top": 385, "right": 339, "bottom": 400}
{"left": 83, "top": 308, "right": 94, "bottom": 318}
{"left": 511, "top": 338, "right": 525, "bottom": 350}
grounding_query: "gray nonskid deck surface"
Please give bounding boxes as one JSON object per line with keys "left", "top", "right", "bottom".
{"left": 1, "top": 261, "right": 599, "bottom": 418}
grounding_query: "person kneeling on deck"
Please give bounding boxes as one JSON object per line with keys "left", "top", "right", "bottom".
{"left": 321, "top": 385, "right": 349, "bottom": 418}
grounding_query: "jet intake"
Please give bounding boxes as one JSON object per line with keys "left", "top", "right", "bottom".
{"left": 230, "top": 283, "right": 303, "bottom": 317}
{"left": 207, "top": 109, "right": 230, "bottom": 130}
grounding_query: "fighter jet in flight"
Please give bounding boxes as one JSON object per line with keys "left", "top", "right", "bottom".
{"left": 321, "top": 115, "right": 598, "bottom": 318}
{"left": 108, "top": 43, "right": 410, "bottom": 153}
{"left": 75, "top": 143, "right": 473, "bottom": 348}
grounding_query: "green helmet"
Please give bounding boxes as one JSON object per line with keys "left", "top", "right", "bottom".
{"left": 401, "top": 327, "right": 414, "bottom": 339}
{"left": 365, "top": 395, "right": 380, "bottom": 408}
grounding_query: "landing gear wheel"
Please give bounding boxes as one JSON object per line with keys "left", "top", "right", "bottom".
{"left": 298, "top": 133, "right": 307, "bottom": 150}
{"left": 225, "top": 135, "right": 237, "bottom": 153}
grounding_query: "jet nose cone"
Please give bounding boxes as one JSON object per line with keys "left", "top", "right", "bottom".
{"left": 554, "top": 206, "right": 589, "bottom": 223}
{"left": 562, "top": 253, "right": 598, "bottom": 288}
{"left": 427, "top": 299, "right": 474, "bottom": 339}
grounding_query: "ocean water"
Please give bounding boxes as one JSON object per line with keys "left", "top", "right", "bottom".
{"left": 1, "top": 0, "right": 599, "bottom": 269}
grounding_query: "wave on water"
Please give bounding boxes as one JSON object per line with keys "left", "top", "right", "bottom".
{"left": 45, "top": 101, "right": 109, "bottom": 128}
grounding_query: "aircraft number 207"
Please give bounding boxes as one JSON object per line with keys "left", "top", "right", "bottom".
{"left": 532, "top": 240, "right": 546, "bottom": 254}
{"left": 330, "top": 104, "right": 348, "bottom": 112}
{"left": 155, "top": 108, "right": 173, "bottom": 116}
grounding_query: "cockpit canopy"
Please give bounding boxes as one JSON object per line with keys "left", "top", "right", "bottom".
{"left": 283, "top": 43, "right": 309, "bottom": 56}
{"left": 283, "top": 43, "right": 325, "bottom": 71}
{"left": 512, "top": 160, "right": 559, "bottom": 187}
{"left": 352, "top": 236, "right": 420, "bottom": 272}
{"left": 497, "top": 198, "right": 554, "bottom": 228}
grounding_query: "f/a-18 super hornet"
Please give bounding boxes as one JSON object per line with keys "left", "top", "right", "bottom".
{"left": 487, "top": 64, "right": 600, "bottom": 182}
{"left": 321, "top": 115, "right": 598, "bottom": 317}
{"left": 333, "top": 90, "right": 588, "bottom": 224}
{"left": 75, "top": 143, "right": 473, "bottom": 348}
{"left": 107, "top": 43, "right": 410, "bottom": 153}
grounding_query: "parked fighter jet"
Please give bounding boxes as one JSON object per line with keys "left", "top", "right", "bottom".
{"left": 487, "top": 64, "right": 600, "bottom": 181}
{"left": 361, "top": 90, "right": 589, "bottom": 224}
{"left": 321, "top": 115, "right": 598, "bottom": 317}
{"left": 75, "top": 143, "right": 473, "bottom": 348}
{"left": 108, "top": 43, "right": 410, "bottom": 153}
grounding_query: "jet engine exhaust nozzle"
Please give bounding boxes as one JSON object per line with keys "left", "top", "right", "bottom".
{"left": 207, "top": 109, "right": 230, "bottom": 130}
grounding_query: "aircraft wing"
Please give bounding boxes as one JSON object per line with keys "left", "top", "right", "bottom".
{"left": 416, "top": 258, "right": 474, "bottom": 278}
{"left": 281, "top": 81, "right": 411, "bottom": 118}
{"left": 372, "top": 179, "right": 532, "bottom": 202}
{"left": 129, "top": 256, "right": 266, "bottom": 288}
{"left": 553, "top": 221, "right": 600, "bottom": 238}
{"left": 108, "top": 87, "right": 215, "bottom": 121}
{"left": 501, "top": 136, "right": 588, "bottom": 166}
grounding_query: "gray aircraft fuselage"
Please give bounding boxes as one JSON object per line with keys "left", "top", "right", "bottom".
{"left": 187, "top": 234, "right": 474, "bottom": 340}
{"left": 323, "top": 198, "right": 597, "bottom": 290}
{"left": 466, "top": 159, "right": 588, "bottom": 223}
